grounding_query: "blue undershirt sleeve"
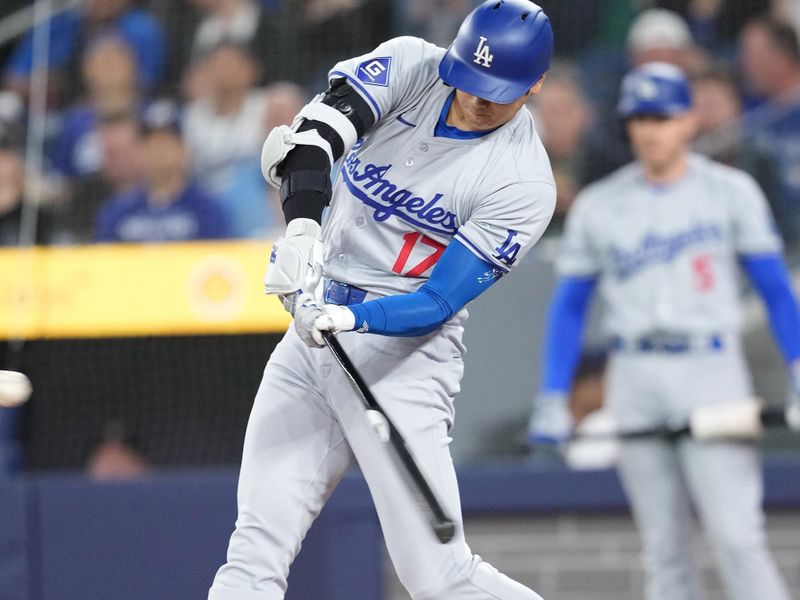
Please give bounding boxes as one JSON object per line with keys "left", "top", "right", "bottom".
{"left": 540, "top": 276, "right": 597, "bottom": 393}
{"left": 740, "top": 253, "right": 800, "bottom": 363}
{"left": 347, "top": 239, "right": 504, "bottom": 336}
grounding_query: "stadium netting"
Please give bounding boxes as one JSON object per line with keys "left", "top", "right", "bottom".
{"left": 3, "top": 334, "right": 282, "bottom": 470}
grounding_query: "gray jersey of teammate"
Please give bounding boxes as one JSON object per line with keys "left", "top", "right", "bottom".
{"left": 323, "top": 36, "right": 555, "bottom": 301}
{"left": 558, "top": 153, "right": 792, "bottom": 600}
{"left": 559, "top": 153, "right": 781, "bottom": 340}
{"left": 531, "top": 62, "right": 796, "bottom": 600}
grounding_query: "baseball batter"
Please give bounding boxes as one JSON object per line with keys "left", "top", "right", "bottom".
{"left": 209, "top": 2, "right": 556, "bottom": 599}
{"left": 529, "top": 62, "right": 800, "bottom": 600}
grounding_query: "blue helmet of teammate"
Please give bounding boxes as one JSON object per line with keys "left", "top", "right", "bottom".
{"left": 439, "top": 0, "right": 554, "bottom": 104}
{"left": 617, "top": 62, "right": 692, "bottom": 119}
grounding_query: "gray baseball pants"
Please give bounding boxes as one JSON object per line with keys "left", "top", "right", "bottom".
{"left": 607, "top": 344, "right": 791, "bottom": 600}
{"left": 209, "top": 326, "right": 542, "bottom": 600}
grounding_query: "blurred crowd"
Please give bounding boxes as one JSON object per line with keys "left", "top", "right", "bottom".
{"left": 529, "top": 1, "right": 800, "bottom": 252}
{"left": 1, "top": 0, "right": 800, "bottom": 250}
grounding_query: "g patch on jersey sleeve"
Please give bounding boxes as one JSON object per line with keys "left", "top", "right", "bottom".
{"left": 356, "top": 57, "right": 391, "bottom": 87}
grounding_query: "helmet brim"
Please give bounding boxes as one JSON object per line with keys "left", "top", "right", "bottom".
{"left": 617, "top": 101, "right": 690, "bottom": 120}
{"left": 438, "top": 50, "right": 534, "bottom": 105}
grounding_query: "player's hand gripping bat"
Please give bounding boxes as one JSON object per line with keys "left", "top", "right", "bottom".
{"left": 322, "top": 331, "right": 456, "bottom": 544}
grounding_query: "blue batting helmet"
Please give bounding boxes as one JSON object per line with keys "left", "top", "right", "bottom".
{"left": 438, "top": 0, "right": 554, "bottom": 104}
{"left": 617, "top": 62, "right": 692, "bottom": 119}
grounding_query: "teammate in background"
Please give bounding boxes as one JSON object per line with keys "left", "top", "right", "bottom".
{"left": 528, "top": 62, "right": 800, "bottom": 600}
{"left": 209, "top": 2, "right": 556, "bottom": 599}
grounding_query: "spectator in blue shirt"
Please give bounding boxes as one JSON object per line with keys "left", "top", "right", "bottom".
{"left": 739, "top": 18, "right": 800, "bottom": 248}
{"left": 4, "top": 0, "right": 165, "bottom": 105}
{"left": 69, "top": 112, "right": 143, "bottom": 242}
{"left": 95, "top": 100, "right": 228, "bottom": 243}
{"left": 52, "top": 35, "right": 142, "bottom": 179}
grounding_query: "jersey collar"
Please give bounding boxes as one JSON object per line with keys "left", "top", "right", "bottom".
{"left": 637, "top": 153, "right": 698, "bottom": 193}
{"left": 434, "top": 91, "right": 498, "bottom": 140}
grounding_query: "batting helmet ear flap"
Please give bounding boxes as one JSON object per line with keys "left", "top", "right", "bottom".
{"left": 439, "top": 0, "right": 554, "bottom": 104}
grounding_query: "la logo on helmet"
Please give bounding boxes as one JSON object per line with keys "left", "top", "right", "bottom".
{"left": 473, "top": 36, "right": 493, "bottom": 68}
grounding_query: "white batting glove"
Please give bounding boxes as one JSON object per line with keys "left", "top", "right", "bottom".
{"left": 293, "top": 293, "right": 356, "bottom": 348}
{"left": 527, "top": 391, "right": 574, "bottom": 445}
{"left": 787, "top": 360, "right": 800, "bottom": 432}
{"left": 264, "top": 218, "right": 323, "bottom": 314}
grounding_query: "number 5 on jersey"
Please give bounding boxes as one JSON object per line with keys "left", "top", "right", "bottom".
{"left": 392, "top": 232, "right": 446, "bottom": 277}
{"left": 692, "top": 254, "right": 715, "bottom": 292}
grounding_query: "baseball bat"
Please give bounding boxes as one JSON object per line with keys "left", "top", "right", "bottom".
{"left": 322, "top": 331, "right": 457, "bottom": 544}
{"left": 616, "top": 406, "right": 786, "bottom": 441}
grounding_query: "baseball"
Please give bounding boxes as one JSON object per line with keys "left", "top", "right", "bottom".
{"left": 0, "top": 370, "right": 32, "bottom": 408}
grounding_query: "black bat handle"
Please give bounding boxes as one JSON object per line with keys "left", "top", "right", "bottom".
{"left": 322, "top": 332, "right": 456, "bottom": 544}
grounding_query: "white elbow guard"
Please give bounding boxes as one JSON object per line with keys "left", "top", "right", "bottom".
{"left": 260, "top": 97, "right": 360, "bottom": 189}
{"left": 261, "top": 125, "right": 334, "bottom": 189}
{"left": 264, "top": 218, "right": 324, "bottom": 297}
{"left": 295, "top": 100, "right": 358, "bottom": 156}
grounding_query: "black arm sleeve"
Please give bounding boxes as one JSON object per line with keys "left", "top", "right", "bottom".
{"left": 277, "top": 78, "right": 375, "bottom": 224}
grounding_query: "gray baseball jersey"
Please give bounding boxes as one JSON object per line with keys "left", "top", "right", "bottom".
{"left": 211, "top": 35, "right": 556, "bottom": 600}
{"left": 558, "top": 153, "right": 782, "bottom": 339}
{"left": 562, "top": 154, "right": 792, "bottom": 600}
{"left": 322, "top": 36, "right": 556, "bottom": 300}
